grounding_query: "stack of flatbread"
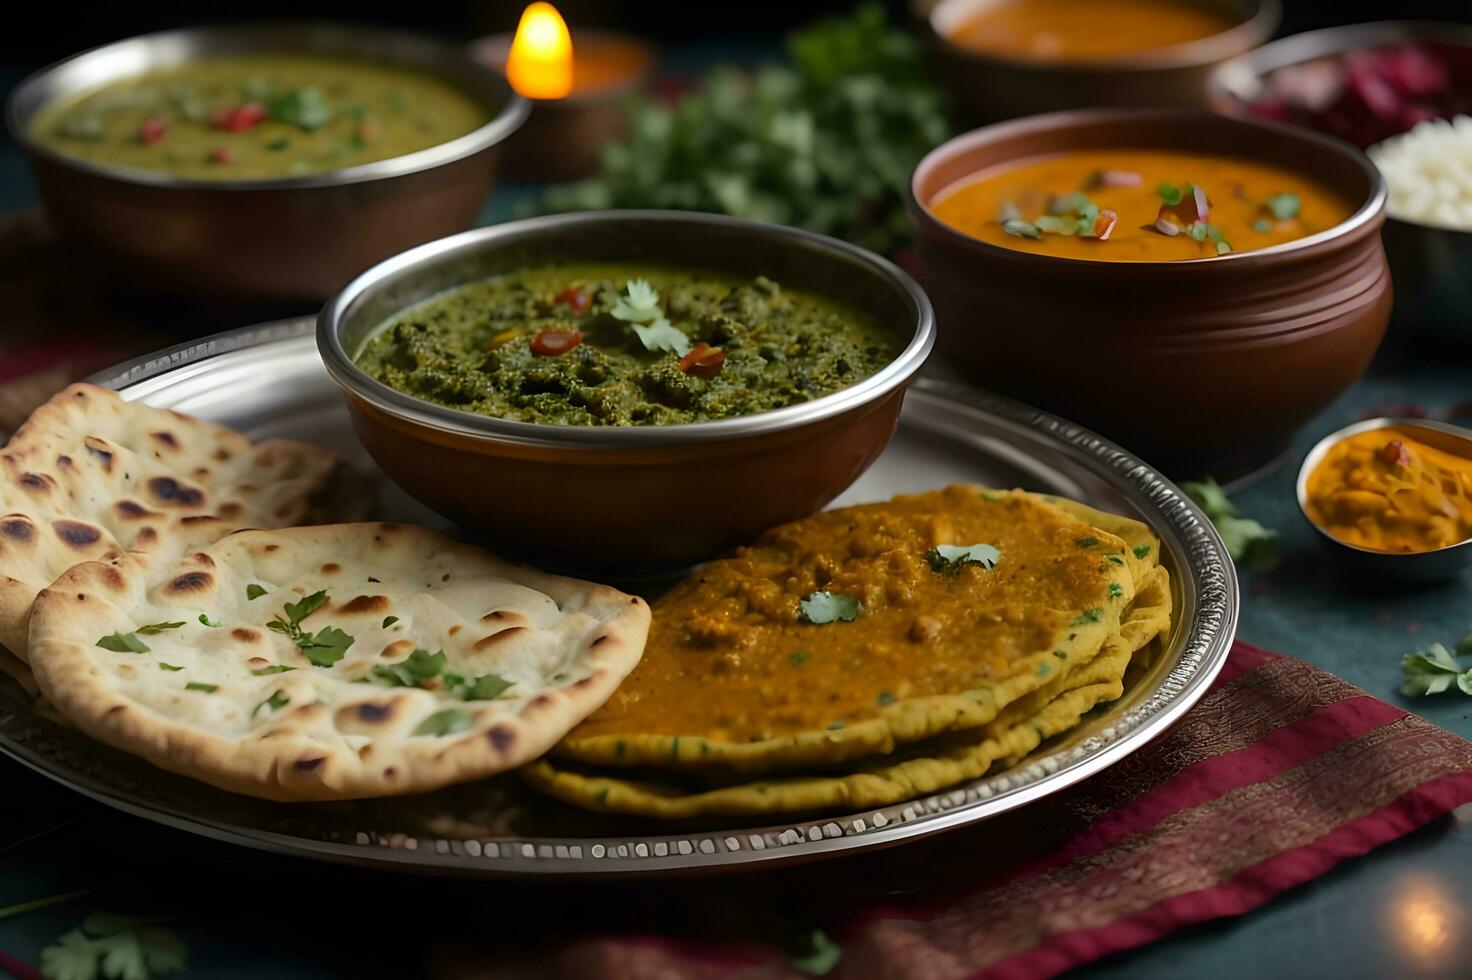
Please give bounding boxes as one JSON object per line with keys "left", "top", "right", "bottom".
{"left": 5, "top": 385, "right": 650, "bottom": 801}
{"left": 523, "top": 487, "right": 1173, "bottom": 819}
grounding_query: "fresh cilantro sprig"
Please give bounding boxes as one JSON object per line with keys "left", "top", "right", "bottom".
{"left": 1401, "top": 639, "right": 1472, "bottom": 697}
{"left": 265, "top": 590, "right": 354, "bottom": 667}
{"left": 610, "top": 280, "right": 693, "bottom": 356}
{"left": 1182, "top": 478, "right": 1279, "bottom": 571}
{"left": 361, "top": 647, "right": 515, "bottom": 701}
{"left": 925, "top": 543, "right": 1001, "bottom": 575}
{"left": 40, "top": 912, "right": 186, "bottom": 980}
{"left": 538, "top": 4, "right": 950, "bottom": 256}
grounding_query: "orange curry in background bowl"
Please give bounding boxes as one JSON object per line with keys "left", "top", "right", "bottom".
{"left": 929, "top": 148, "right": 1356, "bottom": 261}
{"left": 946, "top": 0, "right": 1240, "bottom": 63}
{"left": 1303, "top": 425, "right": 1472, "bottom": 555}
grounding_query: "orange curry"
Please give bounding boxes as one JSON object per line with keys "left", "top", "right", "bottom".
{"left": 1305, "top": 427, "right": 1472, "bottom": 554}
{"left": 929, "top": 149, "right": 1356, "bottom": 261}
{"left": 947, "top": 0, "right": 1239, "bottom": 62}
{"left": 570, "top": 487, "right": 1129, "bottom": 742}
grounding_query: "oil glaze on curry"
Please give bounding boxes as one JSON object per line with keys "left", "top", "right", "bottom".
{"left": 930, "top": 149, "right": 1356, "bottom": 261}
{"left": 570, "top": 487, "right": 1133, "bottom": 743}
{"left": 947, "top": 0, "right": 1240, "bottom": 62}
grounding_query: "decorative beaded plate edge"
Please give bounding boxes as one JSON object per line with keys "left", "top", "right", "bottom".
{"left": 0, "top": 319, "right": 1238, "bottom": 878}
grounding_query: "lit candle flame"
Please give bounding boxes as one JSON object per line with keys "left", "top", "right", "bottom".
{"left": 507, "top": 2, "right": 574, "bottom": 100}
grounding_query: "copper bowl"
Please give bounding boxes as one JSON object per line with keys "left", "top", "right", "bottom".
{"left": 5, "top": 24, "right": 530, "bottom": 303}
{"left": 1208, "top": 21, "right": 1472, "bottom": 352}
{"left": 907, "top": 108, "right": 1391, "bottom": 479}
{"left": 928, "top": 0, "right": 1280, "bottom": 123}
{"left": 317, "top": 211, "right": 935, "bottom": 572}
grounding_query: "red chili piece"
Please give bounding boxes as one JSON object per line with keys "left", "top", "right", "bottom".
{"left": 1380, "top": 439, "right": 1412, "bottom": 467}
{"left": 531, "top": 328, "right": 582, "bottom": 357}
{"left": 208, "top": 147, "right": 232, "bottom": 164}
{"left": 138, "top": 117, "right": 168, "bottom": 145}
{"left": 1090, "top": 209, "right": 1119, "bottom": 241}
{"left": 553, "top": 286, "right": 591, "bottom": 314}
{"left": 678, "top": 342, "right": 726, "bottom": 379}
{"left": 211, "top": 102, "right": 268, "bottom": 133}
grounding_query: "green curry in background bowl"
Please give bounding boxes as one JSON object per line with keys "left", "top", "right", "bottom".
{"left": 356, "top": 263, "right": 900, "bottom": 426}
{"left": 30, "top": 54, "right": 490, "bottom": 180}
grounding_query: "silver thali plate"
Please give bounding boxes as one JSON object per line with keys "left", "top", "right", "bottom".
{"left": 0, "top": 319, "right": 1237, "bottom": 878}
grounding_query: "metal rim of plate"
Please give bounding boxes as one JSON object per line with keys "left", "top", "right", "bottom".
{"left": 0, "top": 318, "right": 1239, "bottom": 878}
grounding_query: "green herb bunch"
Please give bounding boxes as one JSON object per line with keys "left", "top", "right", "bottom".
{"left": 538, "top": 4, "right": 951, "bottom": 255}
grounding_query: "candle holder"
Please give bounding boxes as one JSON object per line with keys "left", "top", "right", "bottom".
{"left": 470, "top": 29, "right": 655, "bottom": 183}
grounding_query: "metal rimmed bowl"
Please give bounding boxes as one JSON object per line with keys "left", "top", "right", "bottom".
{"left": 1209, "top": 21, "right": 1472, "bottom": 351}
{"left": 6, "top": 23, "right": 530, "bottom": 302}
{"left": 318, "top": 211, "right": 936, "bottom": 572}
{"left": 927, "top": 0, "right": 1280, "bottom": 122}
{"left": 1296, "top": 416, "right": 1472, "bottom": 585}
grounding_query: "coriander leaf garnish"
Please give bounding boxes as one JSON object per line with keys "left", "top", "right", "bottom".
{"left": 97, "top": 632, "right": 149, "bottom": 654}
{"left": 40, "top": 914, "right": 186, "bottom": 980}
{"left": 610, "top": 280, "right": 693, "bottom": 356}
{"left": 1133, "top": 543, "right": 1151, "bottom": 559}
{"left": 382, "top": 615, "right": 399, "bottom": 628}
{"left": 1264, "top": 192, "right": 1301, "bottom": 221}
{"left": 137, "top": 620, "right": 185, "bottom": 634}
{"left": 198, "top": 614, "right": 222, "bottom": 627}
{"left": 877, "top": 691, "right": 896, "bottom": 706}
{"left": 246, "top": 583, "right": 267, "bottom": 600}
{"left": 1072, "top": 608, "right": 1103, "bottom": 626}
{"left": 789, "top": 651, "right": 812, "bottom": 667}
{"left": 460, "top": 673, "right": 516, "bottom": 701}
{"left": 158, "top": 662, "right": 184, "bottom": 672}
{"left": 791, "top": 928, "right": 842, "bottom": 976}
{"left": 1108, "top": 582, "right": 1123, "bottom": 598}
{"left": 1075, "top": 537, "right": 1099, "bottom": 548}
{"left": 1157, "top": 182, "right": 1184, "bottom": 206}
{"left": 414, "top": 708, "right": 472, "bottom": 737}
{"left": 268, "top": 87, "right": 332, "bottom": 131}
{"left": 282, "top": 590, "right": 328, "bottom": 625}
{"left": 1183, "top": 478, "right": 1279, "bottom": 571}
{"left": 251, "top": 664, "right": 295, "bottom": 676}
{"left": 925, "top": 543, "right": 1001, "bottom": 575}
{"left": 1106, "top": 554, "right": 1125, "bottom": 566}
{"left": 798, "top": 591, "right": 862, "bottom": 624}
{"left": 1400, "top": 643, "right": 1472, "bottom": 697}
{"left": 1002, "top": 218, "right": 1043, "bottom": 240}
{"left": 185, "top": 681, "right": 218, "bottom": 693}
{"left": 266, "top": 590, "right": 355, "bottom": 667}
{"left": 299, "top": 626, "right": 354, "bottom": 668}
{"left": 254, "top": 690, "right": 291, "bottom": 716}
{"left": 365, "top": 648, "right": 446, "bottom": 687}
{"left": 1252, "top": 219, "right": 1273, "bottom": 234}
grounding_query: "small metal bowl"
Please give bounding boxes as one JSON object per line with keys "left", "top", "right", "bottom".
{"left": 1296, "top": 417, "right": 1472, "bottom": 584}
{"left": 1209, "top": 21, "right": 1472, "bottom": 351}
{"left": 6, "top": 23, "right": 530, "bottom": 303}
{"left": 318, "top": 211, "right": 935, "bottom": 572}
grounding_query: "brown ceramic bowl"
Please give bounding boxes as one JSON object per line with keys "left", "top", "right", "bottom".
{"left": 317, "top": 211, "right": 935, "bottom": 572}
{"left": 928, "top": 0, "right": 1280, "bottom": 123}
{"left": 908, "top": 108, "right": 1391, "bottom": 479}
{"left": 1208, "top": 21, "right": 1472, "bottom": 351}
{"left": 5, "top": 24, "right": 529, "bottom": 303}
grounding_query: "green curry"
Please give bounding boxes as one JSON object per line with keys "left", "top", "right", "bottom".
{"left": 355, "top": 264, "right": 899, "bottom": 426}
{"left": 31, "top": 55, "right": 490, "bottom": 180}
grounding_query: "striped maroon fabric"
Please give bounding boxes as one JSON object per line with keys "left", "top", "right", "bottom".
{"left": 501, "top": 642, "right": 1472, "bottom": 980}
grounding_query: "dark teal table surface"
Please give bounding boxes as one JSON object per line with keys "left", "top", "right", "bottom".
{"left": 2, "top": 71, "right": 1472, "bottom": 980}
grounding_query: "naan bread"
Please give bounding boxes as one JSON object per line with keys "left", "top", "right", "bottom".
{"left": 558, "top": 487, "right": 1159, "bottom": 775}
{"left": 523, "top": 568, "right": 1170, "bottom": 819}
{"left": 0, "top": 383, "right": 367, "bottom": 661}
{"left": 27, "top": 523, "right": 650, "bottom": 801}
